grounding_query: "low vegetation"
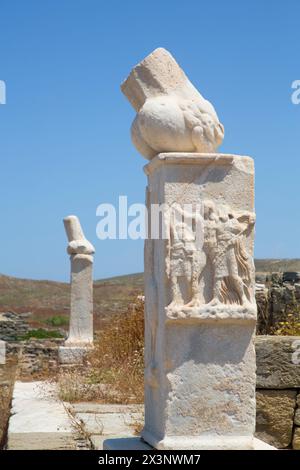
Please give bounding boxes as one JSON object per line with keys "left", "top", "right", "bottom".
{"left": 20, "top": 328, "right": 64, "bottom": 340}
{"left": 58, "top": 297, "right": 144, "bottom": 403}
{"left": 45, "top": 315, "right": 69, "bottom": 327}
{"left": 271, "top": 307, "right": 300, "bottom": 336}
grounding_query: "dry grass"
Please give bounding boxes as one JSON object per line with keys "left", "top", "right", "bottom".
{"left": 89, "top": 297, "right": 144, "bottom": 403}
{"left": 58, "top": 297, "right": 145, "bottom": 404}
{"left": 271, "top": 307, "right": 300, "bottom": 335}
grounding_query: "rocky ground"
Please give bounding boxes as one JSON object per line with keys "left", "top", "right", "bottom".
{"left": 0, "top": 358, "right": 18, "bottom": 447}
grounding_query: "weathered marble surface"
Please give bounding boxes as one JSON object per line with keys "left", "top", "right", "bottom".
{"left": 121, "top": 48, "right": 224, "bottom": 159}
{"left": 7, "top": 381, "right": 77, "bottom": 450}
{"left": 103, "top": 437, "right": 275, "bottom": 451}
{"left": 119, "top": 48, "right": 269, "bottom": 450}
{"left": 142, "top": 153, "right": 257, "bottom": 449}
{"left": 59, "top": 216, "right": 95, "bottom": 364}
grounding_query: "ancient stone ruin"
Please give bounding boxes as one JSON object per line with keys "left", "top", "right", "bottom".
{"left": 105, "top": 48, "right": 273, "bottom": 450}
{"left": 0, "top": 312, "right": 28, "bottom": 342}
{"left": 58, "top": 215, "right": 95, "bottom": 364}
{"left": 256, "top": 271, "right": 300, "bottom": 334}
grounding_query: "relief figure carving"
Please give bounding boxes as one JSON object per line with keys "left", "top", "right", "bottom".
{"left": 166, "top": 201, "right": 255, "bottom": 310}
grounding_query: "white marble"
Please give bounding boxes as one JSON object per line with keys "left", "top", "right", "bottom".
{"left": 7, "top": 381, "right": 76, "bottom": 450}
{"left": 59, "top": 216, "right": 94, "bottom": 363}
{"left": 140, "top": 153, "right": 257, "bottom": 450}
{"left": 118, "top": 50, "right": 270, "bottom": 451}
{"left": 121, "top": 48, "right": 224, "bottom": 159}
{"left": 103, "top": 437, "right": 275, "bottom": 451}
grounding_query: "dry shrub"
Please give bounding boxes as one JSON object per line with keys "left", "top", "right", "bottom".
{"left": 271, "top": 307, "right": 300, "bottom": 336}
{"left": 88, "top": 297, "right": 144, "bottom": 403}
{"left": 58, "top": 368, "right": 98, "bottom": 402}
{"left": 57, "top": 297, "right": 145, "bottom": 404}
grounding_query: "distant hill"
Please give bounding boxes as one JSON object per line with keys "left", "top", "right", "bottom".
{"left": 0, "top": 272, "right": 143, "bottom": 330}
{"left": 255, "top": 259, "right": 300, "bottom": 273}
{"left": 1, "top": 260, "right": 300, "bottom": 329}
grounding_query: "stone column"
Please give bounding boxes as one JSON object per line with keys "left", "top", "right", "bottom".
{"left": 115, "top": 48, "right": 268, "bottom": 450}
{"left": 59, "top": 215, "right": 95, "bottom": 364}
{"left": 0, "top": 340, "right": 5, "bottom": 365}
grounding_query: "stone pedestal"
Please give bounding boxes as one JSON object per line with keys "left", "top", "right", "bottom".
{"left": 103, "top": 437, "right": 275, "bottom": 451}
{"left": 58, "top": 345, "right": 91, "bottom": 365}
{"left": 142, "top": 153, "right": 257, "bottom": 450}
{"left": 65, "top": 253, "right": 94, "bottom": 347}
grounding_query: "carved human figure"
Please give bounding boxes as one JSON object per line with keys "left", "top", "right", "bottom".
{"left": 202, "top": 199, "right": 218, "bottom": 276}
{"left": 167, "top": 204, "right": 205, "bottom": 308}
{"left": 209, "top": 206, "right": 255, "bottom": 306}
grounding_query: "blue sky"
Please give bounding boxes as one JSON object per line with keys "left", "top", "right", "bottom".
{"left": 0, "top": 0, "right": 299, "bottom": 281}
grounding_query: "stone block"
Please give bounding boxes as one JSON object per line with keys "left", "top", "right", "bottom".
{"left": 7, "top": 381, "right": 77, "bottom": 450}
{"left": 58, "top": 345, "right": 90, "bottom": 364}
{"left": 103, "top": 437, "right": 275, "bottom": 450}
{"left": 292, "top": 427, "right": 300, "bottom": 450}
{"left": 256, "top": 336, "right": 300, "bottom": 388}
{"left": 255, "top": 390, "right": 296, "bottom": 448}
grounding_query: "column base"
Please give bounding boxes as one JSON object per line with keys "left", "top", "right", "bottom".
{"left": 58, "top": 345, "right": 92, "bottom": 364}
{"left": 103, "top": 436, "right": 276, "bottom": 450}
{"left": 142, "top": 430, "right": 275, "bottom": 450}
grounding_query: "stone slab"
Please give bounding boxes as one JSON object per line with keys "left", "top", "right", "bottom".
{"left": 256, "top": 336, "right": 300, "bottom": 388}
{"left": 7, "top": 381, "right": 77, "bottom": 450}
{"left": 255, "top": 390, "right": 297, "bottom": 448}
{"left": 90, "top": 435, "right": 108, "bottom": 450}
{"left": 70, "top": 403, "right": 143, "bottom": 414}
{"left": 103, "top": 437, "right": 275, "bottom": 450}
{"left": 90, "top": 434, "right": 142, "bottom": 451}
{"left": 103, "top": 437, "right": 152, "bottom": 450}
{"left": 76, "top": 411, "right": 143, "bottom": 436}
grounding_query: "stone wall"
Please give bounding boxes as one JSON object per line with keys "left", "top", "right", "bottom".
{"left": 0, "top": 359, "right": 18, "bottom": 447}
{"left": 255, "top": 336, "right": 300, "bottom": 449}
{"left": 256, "top": 272, "right": 300, "bottom": 334}
{"left": 6, "top": 339, "right": 63, "bottom": 378}
{"left": 0, "top": 312, "right": 28, "bottom": 341}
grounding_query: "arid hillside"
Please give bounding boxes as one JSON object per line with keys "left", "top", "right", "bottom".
{"left": 1, "top": 259, "right": 300, "bottom": 330}
{"left": 0, "top": 273, "right": 143, "bottom": 330}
